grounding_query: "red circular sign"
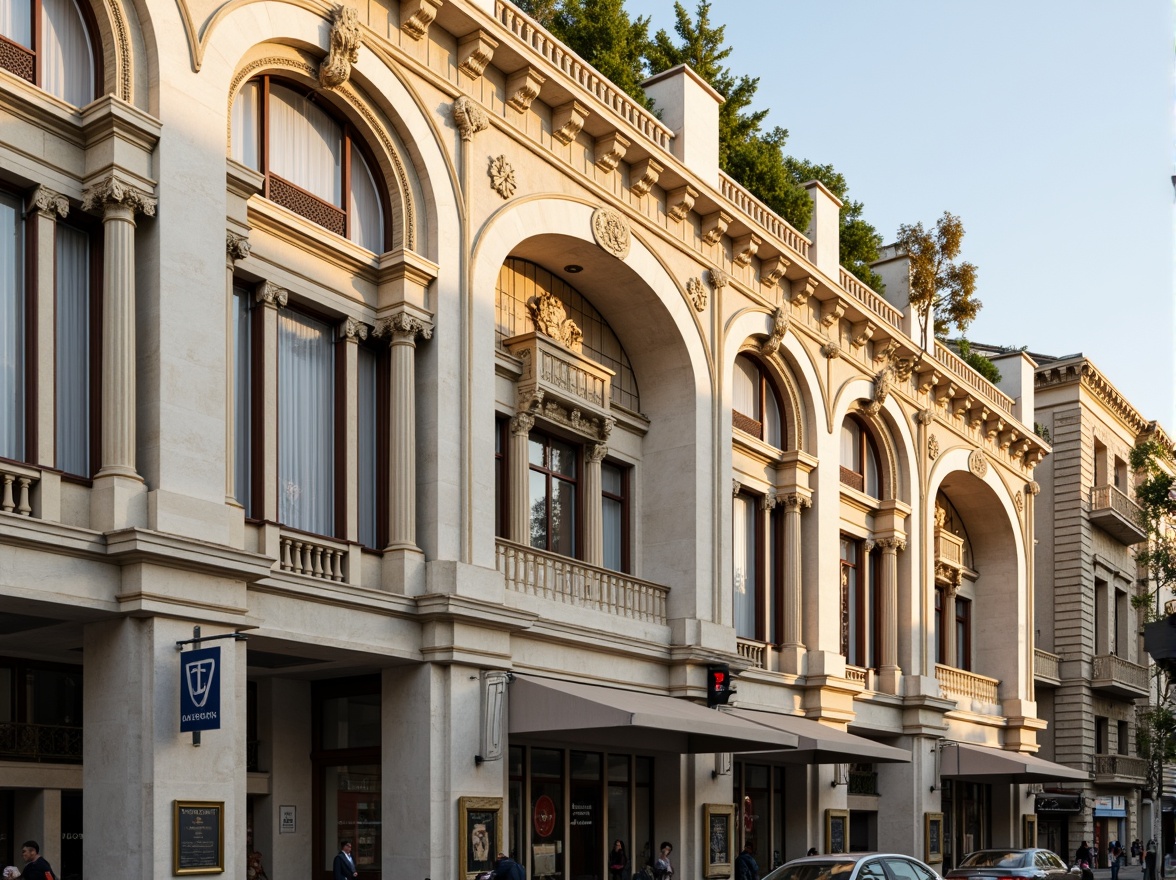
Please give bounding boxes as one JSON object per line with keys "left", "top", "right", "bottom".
{"left": 533, "top": 795, "right": 557, "bottom": 838}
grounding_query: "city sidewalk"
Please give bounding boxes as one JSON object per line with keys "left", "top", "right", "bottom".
{"left": 1089, "top": 865, "right": 1144, "bottom": 880}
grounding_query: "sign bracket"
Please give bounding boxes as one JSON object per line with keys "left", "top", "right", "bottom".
{"left": 178, "top": 626, "right": 247, "bottom": 746}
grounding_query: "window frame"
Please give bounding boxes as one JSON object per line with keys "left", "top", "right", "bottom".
{"left": 840, "top": 414, "right": 881, "bottom": 497}
{"left": 732, "top": 353, "right": 785, "bottom": 447}
{"left": 0, "top": 0, "right": 102, "bottom": 104}
{"left": 954, "top": 596, "right": 972, "bottom": 671}
{"left": 840, "top": 535, "right": 880, "bottom": 669}
{"left": 527, "top": 429, "right": 581, "bottom": 558}
{"left": 601, "top": 458, "right": 631, "bottom": 574}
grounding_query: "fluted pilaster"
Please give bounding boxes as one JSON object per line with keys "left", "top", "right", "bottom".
{"left": 508, "top": 413, "right": 533, "bottom": 544}
{"left": 583, "top": 443, "right": 607, "bottom": 566}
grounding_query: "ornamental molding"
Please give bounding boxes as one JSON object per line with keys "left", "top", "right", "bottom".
{"left": 1035, "top": 359, "right": 1154, "bottom": 436}
{"left": 226, "top": 232, "right": 251, "bottom": 261}
{"left": 82, "top": 176, "right": 157, "bottom": 216}
{"left": 968, "top": 449, "right": 989, "bottom": 478}
{"left": 594, "top": 132, "right": 630, "bottom": 173}
{"left": 255, "top": 281, "right": 288, "bottom": 308}
{"left": 686, "top": 277, "right": 706, "bottom": 312}
{"left": 591, "top": 207, "right": 630, "bottom": 259}
{"left": 518, "top": 388, "right": 614, "bottom": 442}
{"left": 458, "top": 29, "right": 498, "bottom": 79}
{"left": 373, "top": 311, "right": 433, "bottom": 343}
{"left": 927, "top": 434, "right": 940, "bottom": 459}
{"left": 701, "top": 210, "right": 731, "bottom": 246}
{"left": 489, "top": 155, "right": 516, "bottom": 199}
{"left": 666, "top": 184, "right": 697, "bottom": 223}
{"left": 400, "top": 0, "right": 441, "bottom": 40}
{"left": 452, "top": 96, "right": 489, "bottom": 142}
{"left": 318, "top": 5, "right": 361, "bottom": 90}
{"left": 338, "top": 317, "right": 370, "bottom": 341}
{"left": 506, "top": 66, "right": 546, "bottom": 112}
{"left": 759, "top": 307, "right": 789, "bottom": 357}
{"left": 32, "top": 186, "right": 69, "bottom": 218}
{"left": 760, "top": 255, "right": 789, "bottom": 287}
{"left": 552, "top": 100, "right": 588, "bottom": 145}
{"left": 630, "top": 157, "right": 663, "bottom": 197}
{"left": 527, "top": 290, "right": 583, "bottom": 351}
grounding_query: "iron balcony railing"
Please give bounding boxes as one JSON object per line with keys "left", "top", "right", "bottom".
{"left": 0, "top": 721, "right": 83, "bottom": 763}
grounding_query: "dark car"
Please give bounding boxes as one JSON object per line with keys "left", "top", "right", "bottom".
{"left": 764, "top": 852, "right": 944, "bottom": 880}
{"left": 945, "top": 849, "right": 1069, "bottom": 880}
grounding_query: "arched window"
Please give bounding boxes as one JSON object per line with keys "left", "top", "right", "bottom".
{"left": 732, "top": 354, "right": 783, "bottom": 448}
{"left": 231, "top": 77, "right": 386, "bottom": 253}
{"left": 0, "top": 0, "right": 96, "bottom": 105}
{"left": 840, "top": 415, "right": 881, "bottom": 498}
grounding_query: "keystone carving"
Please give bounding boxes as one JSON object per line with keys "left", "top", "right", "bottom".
{"left": 506, "top": 66, "right": 545, "bottom": 112}
{"left": 629, "top": 157, "right": 663, "bottom": 197}
{"left": 319, "top": 6, "right": 362, "bottom": 90}
{"left": 593, "top": 132, "right": 630, "bottom": 172}
{"left": 666, "top": 185, "right": 697, "bottom": 223}
{"left": 552, "top": 101, "right": 588, "bottom": 145}
{"left": 591, "top": 207, "right": 630, "bottom": 258}
{"left": 489, "top": 155, "right": 516, "bottom": 199}
{"left": 527, "top": 290, "right": 583, "bottom": 351}
{"left": 458, "top": 30, "right": 498, "bottom": 79}
{"left": 400, "top": 0, "right": 441, "bottom": 40}
{"left": 759, "top": 307, "right": 789, "bottom": 357}
{"left": 452, "top": 96, "right": 488, "bottom": 142}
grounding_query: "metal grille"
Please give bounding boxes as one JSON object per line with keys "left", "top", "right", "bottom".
{"left": 732, "top": 410, "right": 762, "bottom": 439}
{"left": 847, "top": 768, "right": 878, "bottom": 795}
{"left": 0, "top": 37, "right": 35, "bottom": 83}
{"left": 840, "top": 466, "right": 864, "bottom": 492}
{"left": 268, "top": 174, "right": 346, "bottom": 238}
{"left": 0, "top": 722, "right": 83, "bottom": 763}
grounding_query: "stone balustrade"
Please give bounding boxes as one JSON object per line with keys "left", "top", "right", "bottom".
{"left": 935, "top": 663, "right": 1000, "bottom": 706}
{"left": 278, "top": 530, "right": 349, "bottom": 582}
{"left": 737, "top": 638, "right": 766, "bottom": 669}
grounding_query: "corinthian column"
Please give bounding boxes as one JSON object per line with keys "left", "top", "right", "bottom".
{"left": 374, "top": 311, "right": 433, "bottom": 550}
{"left": 583, "top": 443, "right": 607, "bottom": 566}
{"left": 778, "top": 492, "right": 810, "bottom": 675}
{"left": 875, "top": 536, "right": 906, "bottom": 694}
{"left": 507, "top": 413, "right": 533, "bottom": 544}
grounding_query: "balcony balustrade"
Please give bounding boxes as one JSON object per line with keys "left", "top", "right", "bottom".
{"left": 1091, "top": 653, "right": 1149, "bottom": 699}
{"left": 1034, "top": 648, "right": 1061, "bottom": 687}
{"left": 935, "top": 663, "right": 1000, "bottom": 709}
{"left": 1093, "top": 753, "right": 1146, "bottom": 785}
{"left": 278, "top": 529, "right": 350, "bottom": 583}
{"left": 737, "top": 638, "right": 766, "bottom": 670}
{"left": 1089, "top": 485, "right": 1147, "bottom": 545}
{"left": 0, "top": 721, "right": 83, "bottom": 763}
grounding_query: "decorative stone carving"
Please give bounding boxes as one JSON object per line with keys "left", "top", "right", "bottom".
{"left": 791, "top": 276, "right": 818, "bottom": 307}
{"left": 927, "top": 434, "right": 940, "bottom": 459}
{"left": 732, "top": 233, "right": 761, "bottom": 267}
{"left": 850, "top": 320, "right": 875, "bottom": 349}
{"left": 226, "top": 232, "right": 251, "bottom": 261}
{"left": 255, "top": 281, "right": 288, "bottom": 308}
{"left": 686, "top": 277, "right": 706, "bottom": 312}
{"left": 526, "top": 290, "right": 583, "bottom": 351}
{"left": 968, "top": 449, "right": 989, "bottom": 478}
{"left": 552, "top": 101, "right": 588, "bottom": 145}
{"left": 593, "top": 132, "right": 630, "bottom": 172}
{"left": 32, "top": 186, "right": 69, "bottom": 218}
{"left": 374, "top": 311, "right": 433, "bottom": 343}
{"left": 875, "top": 536, "right": 907, "bottom": 552}
{"left": 82, "top": 176, "right": 157, "bottom": 216}
{"left": 629, "top": 157, "right": 663, "bottom": 197}
{"left": 591, "top": 207, "right": 630, "bottom": 259}
{"left": 509, "top": 411, "right": 535, "bottom": 436}
{"left": 489, "top": 155, "right": 516, "bottom": 199}
{"left": 458, "top": 30, "right": 498, "bottom": 79}
{"left": 506, "top": 66, "right": 546, "bottom": 112}
{"left": 820, "top": 299, "right": 845, "bottom": 329}
{"left": 452, "top": 96, "right": 489, "bottom": 143}
{"left": 781, "top": 492, "right": 811, "bottom": 511}
{"left": 865, "top": 342, "right": 913, "bottom": 416}
{"left": 707, "top": 268, "right": 728, "bottom": 291}
{"left": 1013, "top": 491, "right": 1024, "bottom": 513}
{"left": 666, "top": 184, "right": 697, "bottom": 223}
{"left": 760, "top": 491, "right": 777, "bottom": 511}
{"left": 701, "top": 210, "right": 731, "bottom": 246}
{"left": 914, "top": 408, "right": 935, "bottom": 426}
{"left": 400, "top": 0, "right": 441, "bottom": 40}
{"left": 866, "top": 366, "right": 891, "bottom": 416}
{"left": 821, "top": 341, "right": 841, "bottom": 359}
{"left": 338, "top": 317, "right": 370, "bottom": 341}
{"left": 319, "top": 5, "right": 362, "bottom": 90}
{"left": 588, "top": 443, "right": 609, "bottom": 463}
{"left": 934, "top": 504, "right": 947, "bottom": 527}
{"left": 759, "top": 307, "right": 789, "bottom": 357}
{"left": 732, "top": 479, "right": 741, "bottom": 497}
{"left": 759, "top": 255, "right": 789, "bottom": 287}
{"left": 518, "top": 388, "right": 614, "bottom": 441}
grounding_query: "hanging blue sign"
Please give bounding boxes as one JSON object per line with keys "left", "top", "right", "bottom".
{"left": 180, "top": 646, "right": 221, "bottom": 732}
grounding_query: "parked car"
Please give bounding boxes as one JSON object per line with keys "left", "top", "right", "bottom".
{"left": 764, "top": 852, "right": 944, "bottom": 880}
{"left": 945, "top": 849, "right": 1069, "bottom": 880}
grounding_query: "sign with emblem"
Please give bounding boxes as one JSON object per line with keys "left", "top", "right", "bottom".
{"left": 180, "top": 646, "right": 221, "bottom": 732}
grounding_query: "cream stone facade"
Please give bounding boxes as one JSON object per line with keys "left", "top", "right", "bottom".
{"left": 0, "top": 0, "right": 1076, "bottom": 877}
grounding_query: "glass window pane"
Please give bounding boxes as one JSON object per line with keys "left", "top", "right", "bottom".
{"left": 733, "top": 494, "right": 757, "bottom": 639}
{"left": 269, "top": 83, "right": 343, "bottom": 205}
{"left": 865, "top": 439, "right": 881, "bottom": 497}
{"left": 349, "top": 143, "right": 384, "bottom": 252}
{"left": 41, "top": 0, "right": 93, "bottom": 106}
{"left": 603, "top": 496, "right": 622, "bottom": 571}
{"left": 0, "top": 193, "right": 24, "bottom": 461}
{"left": 0, "top": 0, "right": 33, "bottom": 46}
{"left": 733, "top": 356, "right": 759, "bottom": 419}
{"left": 231, "top": 81, "right": 261, "bottom": 170}
{"left": 764, "top": 386, "right": 782, "bottom": 449}
{"left": 551, "top": 476, "right": 576, "bottom": 555}
{"left": 550, "top": 438, "right": 577, "bottom": 477}
{"left": 841, "top": 420, "right": 860, "bottom": 470}
{"left": 529, "top": 435, "right": 545, "bottom": 467}
{"left": 321, "top": 694, "right": 380, "bottom": 749}
{"left": 56, "top": 224, "right": 89, "bottom": 475}
{"left": 529, "top": 469, "right": 548, "bottom": 549}
{"left": 357, "top": 346, "right": 378, "bottom": 547}
{"left": 322, "top": 765, "right": 380, "bottom": 871}
{"left": 231, "top": 288, "right": 251, "bottom": 511}
{"left": 601, "top": 462, "right": 622, "bottom": 495}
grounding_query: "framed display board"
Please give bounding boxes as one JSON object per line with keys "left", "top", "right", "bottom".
{"left": 925, "top": 812, "right": 944, "bottom": 864}
{"left": 825, "top": 809, "right": 848, "bottom": 855}
{"left": 1022, "top": 814, "right": 1038, "bottom": 849}
{"left": 703, "top": 803, "right": 735, "bottom": 879}
{"left": 173, "top": 800, "right": 225, "bottom": 875}
{"left": 459, "top": 796, "right": 503, "bottom": 880}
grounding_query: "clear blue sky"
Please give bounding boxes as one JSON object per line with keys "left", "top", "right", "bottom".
{"left": 625, "top": 0, "right": 1175, "bottom": 432}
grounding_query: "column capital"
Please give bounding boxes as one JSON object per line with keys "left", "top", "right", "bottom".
{"left": 587, "top": 443, "right": 608, "bottom": 463}
{"left": 510, "top": 412, "right": 534, "bottom": 436}
{"left": 1026, "top": 480, "right": 1041, "bottom": 496}
{"left": 875, "top": 536, "right": 907, "bottom": 553}
{"left": 255, "top": 281, "right": 288, "bottom": 309}
{"left": 226, "top": 231, "right": 251, "bottom": 262}
{"left": 781, "top": 492, "right": 811, "bottom": 511}
{"left": 32, "top": 185, "right": 70, "bottom": 219}
{"left": 374, "top": 311, "right": 434, "bottom": 345}
{"left": 338, "top": 317, "right": 371, "bottom": 342}
{"left": 82, "top": 175, "right": 156, "bottom": 217}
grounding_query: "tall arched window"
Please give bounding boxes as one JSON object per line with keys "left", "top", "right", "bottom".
{"left": 231, "top": 77, "right": 386, "bottom": 253}
{"left": 840, "top": 415, "right": 881, "bottom": 498}
{"left": 0, "top": 0, "right": 96, "bottom": 105}
{"left": 732, "top": 354, "right": 783, "bottom": 448}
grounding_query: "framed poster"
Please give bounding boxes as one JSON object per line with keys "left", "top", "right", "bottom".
{"left": 279, "top": 805, "right": 296, "bottom": 834}
{"left": 1022, "top": 814, "right": 1038, "bottom": 849}
{"left": 925, "top": 813, "right": 944, "bottom": 864}
{"left": 460, "top": 796, "right": 503, "bottom": 880}
{"left": 703, "top": 803, "right": 735, "bottom": 879}
{"left": 173, "top": 800, "right": 225, "bottom": 875}
{"left": 825, "top": 809, "right": 848, "bottom": 855}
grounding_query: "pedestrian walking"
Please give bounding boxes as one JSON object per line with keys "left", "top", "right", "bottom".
{"left": 1145, "top": 841, "right": 1157, "bottom": 880}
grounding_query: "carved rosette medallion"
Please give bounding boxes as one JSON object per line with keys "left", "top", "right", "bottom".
{"left": 686, "top": 277, "right": 706, "bottom": 312}
{"left": 526, "top": 290, "right": 583, "bottom": 351}
{"left": 927, "top": 434, "right": 940, "bottom": 460}
{"left": 452, "top": 96, "right": 489, "bottom": 142}
{"left": 489, "top": 155, "right": 516, "bottom": 199}
{"left": 968, "top": 449, "right": 988, "bottom": 478}
{"left": 591, "top": 207, "right": 630, "bottom": 258}
{"left": 319, "top": 5, "right": 362, "bottom": 90}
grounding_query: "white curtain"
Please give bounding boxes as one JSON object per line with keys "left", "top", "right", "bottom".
{"left": 602, "top": 462, "right": 622, "bottom": 571}
{"left": 357, "top": 345, "right": 377, "bottom": 547}
{"left": 230, "top": 80, "right": 260, "bottom": 170}
{"left": 278, "top": 310, "right": 335, "bottom": 535}
{"left": 732, "top": 356, "right": 758, "bottom": 419}
{"left": 269, "top": 83, "right": 342, "bottom": 205}
{"left": 55, "top": 224, "right": 89, "bottom": 475}
{"left": 732, "top": 493, "right": 756, "bottom": 639}
{"left": 0, "top": 0, "right": 33, "bottom": 47}
{"left": 0, "top": 194, "right": 25, "bottom": 461}
{"left": 231, "top": 287, "right": 251, "bottom": 511}
{"left": 764, "top": 385, "right": 782, "bottom": 448}
{"left": 349, "top": 143, "right": 384, "bottom": 253}
{"left": 41, "top": 0, "right": 93, "bottom": 106}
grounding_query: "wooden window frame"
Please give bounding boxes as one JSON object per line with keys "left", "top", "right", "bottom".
{"left": 955, "top": 596, "right": 972, "bottom": 671}
{"left": 732, "top": 354, "right": 785, "bottom": 447}
{"left": 0, "top": 0, "right": 102, "bottom": 102}
{"left": 840, "top": 536, "right": 880, "bottom": 668}
{"left": 601, "top": 459, "right": 631, "bottom": 574}
{"left": 528, "top": 430, "right": 582, "bottom": 559}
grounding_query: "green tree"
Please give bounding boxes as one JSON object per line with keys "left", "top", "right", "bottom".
{"left": 954, "top": 339, "right": 1001, "bottom": 384}
{"left": 894, "top": 212, "right": 980, "bottom": 350}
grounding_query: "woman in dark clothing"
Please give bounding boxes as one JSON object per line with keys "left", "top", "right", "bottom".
{"left": 1076, "top": 843, "right": 1092, "bottom": 867}
{"left": 609, "top": 841, "right": 629, "bottom": 880}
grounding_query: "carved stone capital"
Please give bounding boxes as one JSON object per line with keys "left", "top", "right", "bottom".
{"left": 401, "top": 0, "right": 441, "bottom": 40}
{"left": 791, "top": 276, "right": 818, "bottom": 307}
{"left": 510, "top": 412, "right": 535, "bottom": 436}
{"left": 552, "top": 101, "right": 588, "bottom": 145}
{"left": 593, "top": 132, "right": 631, "bottom": 172}
{"left": 732, "top": 479, "right": 742, "bottom": 498}
{"left": 587, "top": 443, "right": 609, "bottom": 463}
{"left": 452, "top": 96, "right": 489, "bottom": 142}
{"left": 666, "top": 184, "right": 697, "bottom": 223}
{"left": 707, "top": 267, "right": 728, "bottom": 290}
{"left": 458, "top": 29, "right": 498, "bottom": 79}
{"left": 875, "top": 536, "right": 907, "bottom": 553}
{"left": 1026, "top": 480, "right": 1041, "bottom": 496}
{"left": 32, "top": 186, "right": 70, "bottom": 219}
{"left": 255, "top": 281, "right": 288, "bottom": 308}
{"left": 591, "top": 207, "right": 630, "bottom": 258}
{"left": 760, "top": 490, "right": 777, "bottom": 511}
{"left": 630, "top": 157, "right": 663, "bottom": 197}
{"left": 781, "top": 492, "right": 811, "bottom": 512}
{"left": 506, "top": 66, "right": 546, "bottom": 112}
{"left": 82, "top": 176, "right": 157, "bottom": 217}
{"left": 821, "top": 341, "right": 841, "bottom": 359}
{"left": 338, "top": 316, "right": 370, "bottom": 341}
{"left": 319, "top": 5, "right": 362, "bottom": 90}
{"left": 226, "top": 232, "right": 251, "bottom": 261}
{"left": 701, "top": 210, "right": 731, "bottom": 246}
{"left": 489, "top": 155, "right": 516, "bottom": 199}
{"left": 760, "top": 255, "right": 789, "bottom": 287}
{"left": 732, "top": 233, "right": 761, "bottom": 267}
{"left": 759, "top": 307, "right": 789, "bottom": 357}
{"left": 374, "top": 311, "right": 434, "bottom": 344}
{"left": 686, "top": 277, "right": 707, "bottom": 312}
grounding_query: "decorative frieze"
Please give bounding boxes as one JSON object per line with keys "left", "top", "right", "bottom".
{"left": 32, "top": 186, "right": 69, "bottom": 218}
{"left": 759, "top": 307, "right": 789, "bottom": 357}
{"left": 552, "top": 101, "right": 588, "bottom": 145}
{"left": 506, "top": 66, "right": 545, "bottom": 112}
{"left": 319, "top": 6, "right": 361, "bottom": 90}
{"left": 732, "top": 233, "right": 761, "bottom": 267}
{"left": 593, "top": 132, "right": 630, "bottom": 172}
{"left": 452, "top": 96, "right": 489, "bottom": 142}
{"left": 686, "top": 277, "right": 706, "bottom": 312}
{"left": 489, "top": 155, "right": 516, "bottom": 199}
{"left": 629, "top": 157, "right": 663, "bottom": 197}
{"left": 400, "top": 0, "right": 441, "bottom": 40}
{"left": 591, "top": 207, "right": 630, "bottom": 259}
{"left": 701, "top": 210, "right": 731, "bottom": 246}
{"left": 666, "top": 184, "right": 697, "bottom": 223}
{"left": 458, "top": 30, "right": 498, "bottom": 79}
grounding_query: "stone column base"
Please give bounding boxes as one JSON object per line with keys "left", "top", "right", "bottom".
{"left": 876, "top": 665, "right": 903, "bottom": 695}
{"left": 777, "top": 644, "right": 805, "bottom": 676}
{"left": 90, "top": 472, "right": 147, "bottom": 532}
{"left": 381, "top": 545, "right": 427, "bottom": 594}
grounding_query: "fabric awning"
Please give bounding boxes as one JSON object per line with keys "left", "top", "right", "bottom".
{"left": 508, "top": 675, "right": 799, "bottom": 754}
{"left": 939, "top": 742, "right": 1090, "bottom": 784}
{"left": 722, "top": 708, "right": 911, "bottom": 764}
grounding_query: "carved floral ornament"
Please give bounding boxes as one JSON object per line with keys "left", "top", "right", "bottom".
{"left": 759, "top": 306, "right": 789, "bottom": 357}
{"left": 319, "top": 5, "right": 362, "bottom": 90}
{"left": 373, "top": 311, "right": 433, "bottom": 343}
{"left": 686, "top": 277, "right": 706, "bottom": 312}
{"left": 927, "top": 434, "right": 940, "bottom": 460}
{"left": 527, "top": 290, "right": 583, "bottom": 352}
{"left": 82, "top": 176, "right": 157, "bottom": 217}
{"left": 591, "top": 207, "right": 630, "bottom": 259}
{"left": 489, "top": 155, "right": 516, "bottom": 199}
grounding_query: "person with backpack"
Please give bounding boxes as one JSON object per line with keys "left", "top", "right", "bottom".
{"left": 735, "top": 843, "right": 760, "bottom": 880}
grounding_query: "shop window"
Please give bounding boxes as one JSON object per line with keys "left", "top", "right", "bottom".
{"left": 529, "top": 433, "right": 578, "bottom": 557}
{"left": 531, "top": 748, "right": 565, "bottom": 880}
{"left": 0, "top": 0, "right": 97, "bottom": 105}
{"left": 231, "top": 78, "right": 386, "bottom": 252}
{"left": 732, "top": 354, "right": 783, "bottom": 448}
{"left": 570, "top": 752, "right": 603, "bottom": 880}
{"left": 509, "top": 746, "right": 525, "bottom": 862}
{"left": 841, "top": 537, "right": 880, "bottom": 669}
{"left": 607, "top": 755, "right": 630, "bottom": 870}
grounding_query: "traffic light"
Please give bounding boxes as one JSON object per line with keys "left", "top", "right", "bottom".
{"left": 706, "top": 664, "right": 734, "bottom": 707}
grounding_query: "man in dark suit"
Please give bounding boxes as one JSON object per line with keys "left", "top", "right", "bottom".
{"left": 334, "top": 840, "right": 358, "bottom": 880}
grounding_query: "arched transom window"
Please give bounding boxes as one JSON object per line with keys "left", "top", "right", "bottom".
{"left": 0, "top": 0, "right": 96, "bottom": 105}
{"left": 231, "top": 77, "right": 385, "bottom": 253}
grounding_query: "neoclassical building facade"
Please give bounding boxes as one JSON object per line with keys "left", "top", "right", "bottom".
{"left": 0, "top": 0, "right": 1081, "bottom": 876}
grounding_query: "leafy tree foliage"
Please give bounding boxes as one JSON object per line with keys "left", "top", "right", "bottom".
{"left": 894, "top": 212, "right": 979, "bottom": 349}
{"left": 954, "top": 339, "right": 1001, "bottom": 384}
